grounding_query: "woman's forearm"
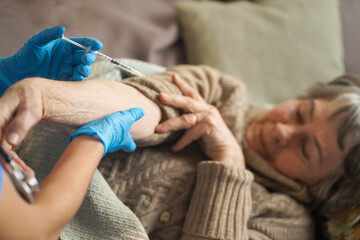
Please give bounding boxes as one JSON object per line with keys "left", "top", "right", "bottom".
{"left": 40, "top": 78, "right": 161, "bottom": 140}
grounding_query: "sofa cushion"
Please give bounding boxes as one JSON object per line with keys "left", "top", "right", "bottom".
{"left": 176, "top": 0, "right": 344, "bottom": 106}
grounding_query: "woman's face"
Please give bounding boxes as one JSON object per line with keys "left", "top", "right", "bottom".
{"left": 246, "top": 98, "right": 349, "bottom": 185}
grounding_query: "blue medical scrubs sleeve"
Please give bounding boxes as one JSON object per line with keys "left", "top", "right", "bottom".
{"left": 0, "top": 164, "right": 3, "bottom": 199}
{"left": 0, "top": 57, "right": 15, "bottom": 96}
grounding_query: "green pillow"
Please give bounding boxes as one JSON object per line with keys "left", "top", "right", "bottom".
{"left": 176, "top": 0, "right": 344, "bottom": 106}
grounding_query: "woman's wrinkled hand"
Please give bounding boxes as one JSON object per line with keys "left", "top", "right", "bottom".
{"left": 155, "top": 74, "right": 245, "bottom": 168}
{"left": 0, "top": 78, "right": 44, "bottom": 147}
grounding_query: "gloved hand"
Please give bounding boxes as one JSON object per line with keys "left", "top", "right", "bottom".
{"left": 68, "top": 108, "right": 145, "bottom": 155}
{"left": 0, "top": 26, "right": 103, "bottom": 95}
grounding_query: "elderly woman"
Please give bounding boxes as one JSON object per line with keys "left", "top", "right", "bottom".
{"left": 1, "top": 65, "right": 359, "bottom": 239}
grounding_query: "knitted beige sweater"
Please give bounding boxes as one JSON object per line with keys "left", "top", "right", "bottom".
{"left": 98, "top": 65, "right": 314, "bottom": 240}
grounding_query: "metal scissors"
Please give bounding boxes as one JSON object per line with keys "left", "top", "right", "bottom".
{"left": 0, "top": 145, "right": 39, "bottom": 203}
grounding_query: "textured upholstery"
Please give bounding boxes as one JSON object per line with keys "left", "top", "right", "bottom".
{"left": 1, "top": 0, "right": 360, "bottom": 73}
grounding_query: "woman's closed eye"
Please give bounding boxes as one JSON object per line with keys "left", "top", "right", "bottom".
{"left": 302, "top": 139, "right": 320, "bottom": 164}
{"left": 301, "top": 141, "right": 309, "bottom": 161}
{"left": 296, "top": 108, "right": 303, "bottom": 124}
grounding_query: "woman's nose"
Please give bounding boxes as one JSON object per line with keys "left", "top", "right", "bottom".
{"left": 273, "top": 122, "right": 297, "bottom": 147}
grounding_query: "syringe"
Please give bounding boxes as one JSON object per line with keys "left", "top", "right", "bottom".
{"left": 61, "top": 35, "right": 145, "bottom": 77}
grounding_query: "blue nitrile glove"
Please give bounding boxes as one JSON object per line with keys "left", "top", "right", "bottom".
{"left": 68, "top": 108, "right": 145, "bottom": 155}
{"left": 0, "top": 26, "right": 103, "bottom": 95}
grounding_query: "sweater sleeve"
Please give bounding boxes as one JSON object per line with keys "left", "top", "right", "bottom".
{"left": 181, "top": 161, "right": 254, "bottom": 240}
{"left": 122, "top": 64, "right": 247, "bottom": 146}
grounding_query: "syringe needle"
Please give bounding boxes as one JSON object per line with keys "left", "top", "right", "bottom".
{"left": 61, "top": 35, "right": 145, "bottom": 77}
{"left": 94, "top": 51, "right": 145, "bottom": 77}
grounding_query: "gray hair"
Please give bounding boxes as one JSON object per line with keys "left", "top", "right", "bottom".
{"left": 299, "top": 75, "right": 360, "bottom": 213}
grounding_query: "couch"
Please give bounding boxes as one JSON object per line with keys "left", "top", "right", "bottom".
{"left": 1, "top": 0, "right": 359, "bottom": 239}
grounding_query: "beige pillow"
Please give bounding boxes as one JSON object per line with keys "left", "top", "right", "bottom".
{"left": 176, "top": 0, "right": 344, "bottom": 106}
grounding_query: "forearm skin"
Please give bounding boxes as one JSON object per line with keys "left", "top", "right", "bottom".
{"left": 39, "top": 78, "right": 161, "bottom": 140}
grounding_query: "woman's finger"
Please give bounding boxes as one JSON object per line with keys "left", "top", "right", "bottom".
{"left": 172, "top": 122, "right": 207, "bottom": 151}
{"left": 172, "top": 74, "right": 204, "bottom": 101}
{"left": 0, "top": 82, "right": 42, "bottom": 146}
{"left": 5, "top": 98, "right": 42, "bottom": 146}
{"left": 159, "top": 92, "right": 206, "bottom": 113}
{"left": 156, "top": 112, "right": 204, "bottom": 133}
{"left": 0, "top": 93, "right": 21, "bottom": 143}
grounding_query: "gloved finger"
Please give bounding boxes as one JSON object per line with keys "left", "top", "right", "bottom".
{"left": 76, "top": 64, "right": 91, "bottom": 78}
{"left": 69, "top": 72, "right": 85, "bottom": 81}
{"left": 125, "top": 108, "right": 145, "bottom": 126}
{"left": 122, "top": 134, "right": 137, "bottom": 152}
{"left": 72, "top": 51, "right": 96, "bottom": 65}
{"left": 82, "top": 53, "right": 96, "bottom": 65}
{"left": 28, "top": 26, "right": 65, "bottom": 47}
{"left": 56, "top": 65, "right": 73, "bottom": 80}
{"left": 58, "top": 72, "right": 73, "bottom": 81}
{"left": 69, "top": 37, "right": 103, "bottom": 51}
